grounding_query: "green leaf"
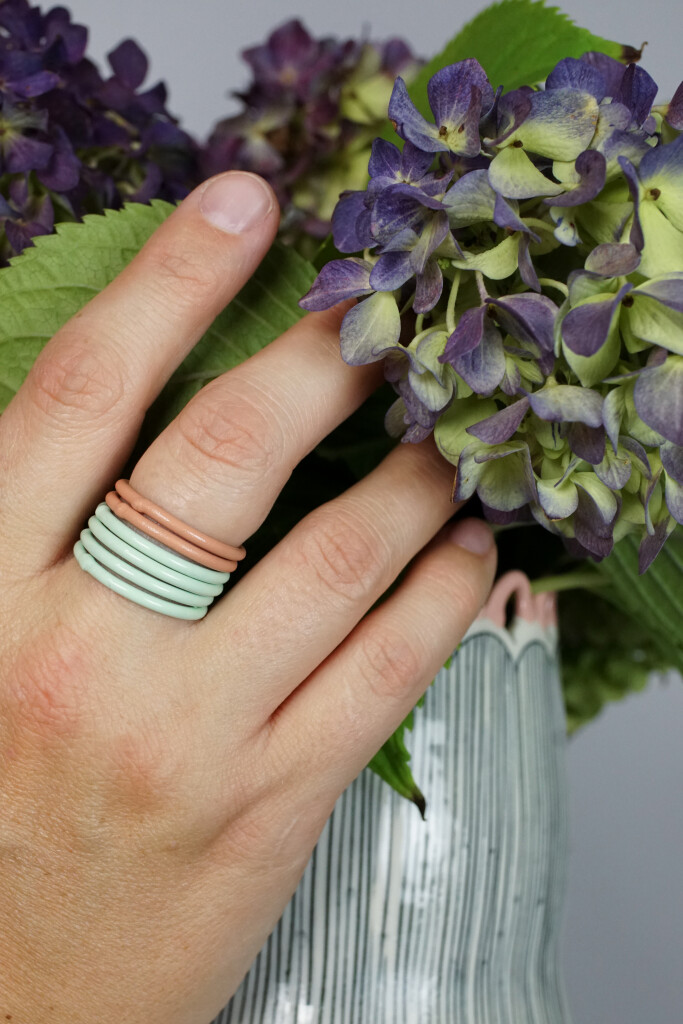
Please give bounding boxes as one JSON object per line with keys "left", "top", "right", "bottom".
{"left": 382, "top": 0, "right": 624, "bottom": 142}
{"left": 593, "top": 526, "right": 683, "bottom": 677}
{"left": 0, "top": 200, "right": 316, "bottom": 455}
{"left": 368, "top": 696, "right": 428, "bottom": 817}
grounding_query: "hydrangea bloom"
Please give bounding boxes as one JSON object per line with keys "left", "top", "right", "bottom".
{"left": 0, "top": 0, "right": 197, "bottom": 263}
{"left": 200, "top": 19, "right": 421, "bottom": 243}
{"left": 301, "top": 53, "right": 683, "bottom": 571}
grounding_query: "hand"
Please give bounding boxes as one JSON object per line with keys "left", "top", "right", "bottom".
{"left": 0, "top": 171, "right": 496, "bottom": 1024}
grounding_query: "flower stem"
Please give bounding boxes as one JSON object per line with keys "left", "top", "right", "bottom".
{"left": 446, "top": 269, "right": 461, "bottom": 335}
{"left": 530, "top": 571, "right": 609, "bottom": 594}
{"left": 536, "top": 277, "right": 569, "bottom": 299}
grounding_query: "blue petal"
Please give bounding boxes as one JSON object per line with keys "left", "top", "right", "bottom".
{"left": 388, "top": 76, "right": 443, "bottom": 152}
{"left": 440, "top": 305, "right": 487, "bottom": 362}
{"left": 369, "top": 251, "right": 413, "bottom": 291}
{"left": 633, "top": 355, "right": 683, "bottom": 445}
{"left": 616, "top": 63, "right": 658, "bottom": 127}
{"left": 562, "top": 282, "right": 632, "bottom": 357}
{"left": 414, "top": 259, "right": 444, "bottom": 314}
{"left": 465, "top": 397, "right": 530, "bottom": 443}
{"left": 332, "top": 191, "right": 373, "bottom": 253}
{"left": 585, "top": 242, "right": 640, "bottom": 277}
{"left": 299, "top": 258, "right": 373, "bottom": 311}
{"left": 545, "top": 57, "right": 606, "bottom": 99}
{"left": 450, "top": 320, "right": 506, "bottom": 394}
{"left": 547, "top": 149, "right": 606, "bottom": 208}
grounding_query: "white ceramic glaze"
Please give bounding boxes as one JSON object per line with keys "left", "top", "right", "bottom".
{"left": 214, "top": 573, "right": 572, "bottom": 1023}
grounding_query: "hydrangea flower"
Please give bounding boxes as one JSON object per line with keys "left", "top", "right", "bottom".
{"left": 0, "top": 0, "right": 197, "bottom": 263}
{"left": 301, "top": 52, "right": 683, "bottom": 571}
{"left": 200, "top": 19, "right": 421, "bottom": 244}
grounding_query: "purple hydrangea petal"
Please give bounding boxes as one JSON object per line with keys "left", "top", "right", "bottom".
{"left": 5, "top": 133, "right": 53, "bottom": 174}
{"left": 545, "top": 56, "right": 607, "bottom": 100}
{"left": 465, "top": 397, "right": 530, "bottom": 443}
{"left": 528, "top": 384, "right": 603, "bottom": 426}
{"left": 450, "top": 320, "right": 506, "bottom": 394}
{"left": 562, "top": 282, "right": 632, "bottom": 357}
{"left": 594, "top": 445, "right": 632, "bottom": 490}
{"left": 413, "top": 259, "right": 444, "bottom": 314}
{"left": 332, "top": 190, "right": 373, "bottom": 252}
{"left": 517, "top": 233, "right": 541, "bottom": 292}
{"left": 547, "top": 149, "right": 606, "bottom": 208}
{"left": 638, "top": 517, "right": 675, "bottom": 572}
{"left": 369, "top": 251, "right": 414, "bottom": 291}
{"left": 567, "top": 422, "right": 606, "bottom": 464}
{"left": 37, "top": 125, "right": 80, "bottom": 191}
{"left": 602, "top": 386, "right": 625, "bottom": 452}
{"left": 633, "top": 355, "right": 683, "bottom": 444}
{"left": 339, "top": 291, "right": 401, "bottom": 365}
{"left": 388, "top": 76, "right": 443, "bottom": 152}
{"left": 632, "top": 275, "right": 683, "bottom": 313}
{"left": 410, "top": 209, "right": 450, "bottom": 273}
{"left": 428, "top": 59, "right": 493, "bottom": 131}
{"left": 299, "top": 257, "right": 373, "bottom": 311}
{"left": 620, "top": 435, "right": 652, "bottom": 479}
{"left": 488, "top": 292, "right": 558, "bottom": 351}
{"left": 585, "top": 242, "right": 640, "bottom": 277}
{"left": 573, "top": 489, "right": 615, "bottom": 559}
{"left": 7, "top": 69, "right": 61, "bottom": 98}
{"left": 371, "top": 186, "right": 442, "bottom": 243}
{"left": 580, "top": 52, "right": 628, "bottom": 99}
{"left": 493, "top": 193, "right": 540, "bottom": 238}
{"left": 442, "top": 168, "right": 495, "bottom": 226}
{"left": 664, "top": 476, "right": 683, "bottom": 525}
{"left": 616, "top": 63, "right": 658, "bottom": 127}
{"left": 485, "top": 88, "right": 532, "bottom": 147}
{"left": 501, "top": 88, "right": 600, "bottom": 161}
{"left": 666, "top": 81, "right": 683, "bottom": 130}
{"left": 618, "top": 156, "right": 644, "bottom": 252}
{"left": 661, "top": 442, "right": 683, "bottom": 484}
{"left": 107, "top": 39, "right": 148, "bottom": 90}
{"left": 439, "top": 305, "right": 487, "bottom": 361}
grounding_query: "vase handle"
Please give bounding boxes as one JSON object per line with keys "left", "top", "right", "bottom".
{"left": 478, "top": 570, "right": 557, "bottom": 629}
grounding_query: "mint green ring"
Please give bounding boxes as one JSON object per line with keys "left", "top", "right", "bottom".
{"left": 88, "top": 514, "right": 223, "bottom": 597}
{"left": 79, "top": 529, "right": 214, "bottom": 607}
{"left": 94, "top": 503, "right": 230, "bottom": 585}
{"left": 73, "top": 540, "right": 208, "bottom": 620}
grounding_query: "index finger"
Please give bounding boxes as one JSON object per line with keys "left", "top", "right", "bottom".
{"left": 0, "top": 172, "right": 280, "bottom": 574}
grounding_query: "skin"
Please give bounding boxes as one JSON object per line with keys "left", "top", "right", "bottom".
{"left": 0, "top": 171, "right": 496, "bottom": 1024}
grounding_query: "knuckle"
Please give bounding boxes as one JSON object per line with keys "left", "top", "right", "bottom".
{"left": 141, "top": 237, "right": 224, "bottom": 310}
{"left": 2, "top": 619, "right": 92, "bottom": 743}
{"left": 356, "top": 627, "right": 424, "bottom": 703}
{"left": 299, "top": 510, "right": 386, "bottom": 604}
{"left": 174, "top": 389, "right": 277, "bottom": 479}
{"left": 25, "top": 340, "right": 127, "bottom": 426}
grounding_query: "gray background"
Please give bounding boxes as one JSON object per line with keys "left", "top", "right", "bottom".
{"left": 67, "top": 2, "right": 683, "bottom": 1021}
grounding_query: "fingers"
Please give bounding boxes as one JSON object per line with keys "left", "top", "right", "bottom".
{"left": 269, "top": 517, "right": 496, "bottom": 803}
{"left": 126, "top": 303, "right": 383, "bottom": 546}
{"left": 0, "top": 172, "right": 280, "bottom": 573}
{"left": 197, "top": 435, "right": 463, "bottom": 717}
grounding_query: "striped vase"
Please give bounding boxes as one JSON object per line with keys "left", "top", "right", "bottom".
{"left": 214, "top": 572, "right": 572, "bottom": 1024}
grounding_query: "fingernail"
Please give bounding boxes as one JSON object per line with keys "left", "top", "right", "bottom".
{"left": 199, "top": 172, "right": 274, "bottom": 234}
{"left": 449, "top": 518, "right": 494, "bottom": 556}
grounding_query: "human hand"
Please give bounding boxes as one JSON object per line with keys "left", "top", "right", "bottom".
{"left": 0, "top": 171, "right": 496, "bottom": 1024}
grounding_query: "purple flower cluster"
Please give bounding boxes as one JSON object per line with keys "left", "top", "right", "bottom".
{"left": 301, "top": 53, "right": 683, "bottom": 571}
{"left": 200, "top": 19, "right": 420, "bottom": 243}
{"left": 0, "top": 0, "right": 197, "bottom": 263}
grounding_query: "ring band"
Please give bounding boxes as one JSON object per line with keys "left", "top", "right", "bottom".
{"left": 105, "top": 491, "right": 239, "bottom": 573}
{"left": 115, "top": 478, "right": 246, "bottom": 562}
{"left": 94, "top": 504, "right": 230, "bottom": 584}
{"left": 87, "top": 513, "right": 224, "bottom": 596}
{"left": 73, "top": 486, "right": 244, "bottom": 620}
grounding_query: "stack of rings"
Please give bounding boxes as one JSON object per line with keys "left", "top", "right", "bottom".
{"left": 73, "top": 479, "right": 246, "bottom": 620}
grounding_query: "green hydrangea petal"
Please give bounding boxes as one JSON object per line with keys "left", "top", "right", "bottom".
{"left": 488, "top": 146, "right": 565, "bottom": 200}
